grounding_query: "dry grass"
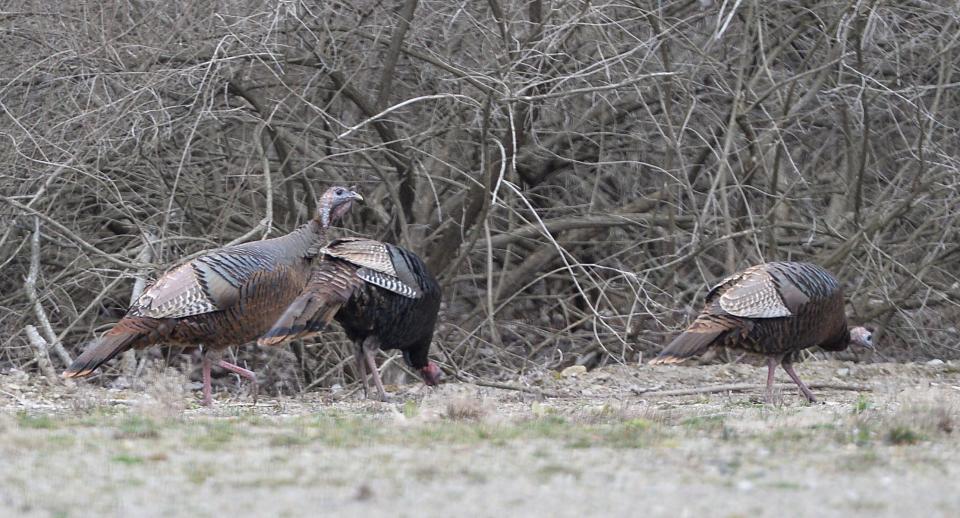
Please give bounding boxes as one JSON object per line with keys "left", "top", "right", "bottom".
{"left": 2, "top": 361, "right": 960, "bottom": 516}
{"left": 137, "top": 363, "right": 189, "bottom": 420}
{"left": 443, "top": 396, "right": 489, "bottom": 421}
{"left": 875, "top": 390, "right": 956, "bottom": 445}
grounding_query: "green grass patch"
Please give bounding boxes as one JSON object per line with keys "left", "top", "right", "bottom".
{"left": 402, "top": 400, "right": 419, "bottom": 418}
{"left": 275, "top": 413, "right": 667, "bottom": 450}
{"left": 114, "top": 416, "right": 162, "bottom": 439}
{"left": 16, "top": 412, "right": 57, "bottom": 429}
{"left": 851, "top": 424, "right": 872, "bottom": 446}
{"left": 766, "top": 428, "right": 810, "bottom": 442}
{"left": 885, "top": 425, "right": 923, "bottom": 445}
{"left": 269, "top": 432, "right": 312, "bottom": 447}
{"left": 601, "top": 418, "right": 659, "bottom": 448}
{"left": 184, "top": 463, "right": 215, "bottom": 484}
{"left": 765, "top": 480, "right": 805, "bottom": 490}
{"left": 681, "top": 415, "right": 726, "bottom": 432}
{"left": 8, "top": 407, "right": 673, "bottom": 456}
{"left": 111, "top": 453, "right": 145, "bottom": 465}
{"left": 46, "top": 433, "right": 77, "bottom": 448}
{"left": 188, "top": 420, "right": 244, "bottom": 450}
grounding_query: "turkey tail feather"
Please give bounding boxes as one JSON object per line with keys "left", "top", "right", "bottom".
{"left": 62, "top": 319, "right": 159, "bottom": 378}
{"left": 649, "top": 329, "right": 724, "bottom": 364}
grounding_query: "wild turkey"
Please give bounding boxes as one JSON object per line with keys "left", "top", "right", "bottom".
{"left": 62, "top": 186, "right": 363, "bottom": 405}
{"left": 258, "top": 237, "right": 441, "bottom": 400}
{"left": 650, "top": 261, "right": 873, "bottom": 402}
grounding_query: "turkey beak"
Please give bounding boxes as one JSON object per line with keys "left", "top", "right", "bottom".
{"left": 420, "top": 363, "right": 442, "bottom": 386}
{"left": 348, "top": 186, "right": 363, "bottom": 203}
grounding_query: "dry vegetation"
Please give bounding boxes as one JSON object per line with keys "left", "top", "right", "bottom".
{"left": 1, "top": 360, "right": 959, "bottom": 516}
{"left": 2, "top": 0, "right": 960, "bottom": 395}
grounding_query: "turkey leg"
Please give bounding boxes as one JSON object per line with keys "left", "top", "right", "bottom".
{"left": 354, "top": 338, "right": 388, "bottom": 401}
{"left": 354, "top": 342, "right": 371, "bottom": 398}
{"left": 355, "top": 337, "right": 388, "bottom": 401}
{"left": 217, "top": 359, "right": 258, "bottom": 404}
{"left": 764, "top": 356, "right": 779, "bottom": 403}
{"left": 202, "top": 354, "right": 213, "bottom": 406}
{"left": 364, "top": 346, "right": 389, "bottom": 402}
{"left": 781, "top": 359, "right": 817, "bottom": 403}
{"left": 200, "top": 353, "right": 258, "bottom": 406}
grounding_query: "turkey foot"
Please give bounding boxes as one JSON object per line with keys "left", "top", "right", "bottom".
{"left": 200, "top": 355, "right": 258, "bottom": 406}
{"left": 355, "top": 344, "right": 371, "bottom": 398}
{"left": 781, "top": 359, "right": 817, "bottom": 403}
{"left": 364, "top": 348, "right": 390, "bottom": 402}
{"left": 217, "top": 359, "right": 259, "bottom": 404}
{"left": 355, "top": 338, "right": 391, "bottom": 402}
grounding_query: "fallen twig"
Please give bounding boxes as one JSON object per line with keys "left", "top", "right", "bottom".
{"left": 456, "top": 374, "right": 568, "bottom": 399}
{"left": 635, "top": 382, "right": 872, "bottom": 398}
{"left": 456, "top": 376, "right": 870, "bottom": 400}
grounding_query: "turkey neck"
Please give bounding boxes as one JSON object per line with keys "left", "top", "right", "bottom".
{"left": 819, "top": 327, "right": 852, "bottom": 352}
{"left": 276, "top": 219, "right": 328, "bottom": 259}
{"left": 402, "top": 345, "right": 431, "bottom": 370}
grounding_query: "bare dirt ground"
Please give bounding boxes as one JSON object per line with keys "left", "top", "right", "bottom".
{"left": 1, "top": 360, "right": 958, "bottom": 518}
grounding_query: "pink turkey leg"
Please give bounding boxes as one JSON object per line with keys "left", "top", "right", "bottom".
{"left": 781, "top": 360, "right": 817, "bottom": 403}
{"left": 364, "top": 348, "right": 388, "bottom": 402}
{"left": 201, "top": 355, "right": 213, "bottom": 406}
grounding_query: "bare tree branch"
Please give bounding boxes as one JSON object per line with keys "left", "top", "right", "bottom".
{"left": 23, "top": 217, "right": 71, "bottom": 367}
{"left": 376, "top": 0, "right": 420, "bottom": 110}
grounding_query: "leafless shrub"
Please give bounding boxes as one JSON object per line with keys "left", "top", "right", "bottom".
{"left": 2, "top": 0, "right": 960, "bottom": 395}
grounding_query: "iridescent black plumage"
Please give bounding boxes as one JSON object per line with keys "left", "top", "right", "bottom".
{"left": 260, "top": 238, "right": 442, "bottom": 400}
{"left": 337, "top": 244, "right": 440, "bottom": 369}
